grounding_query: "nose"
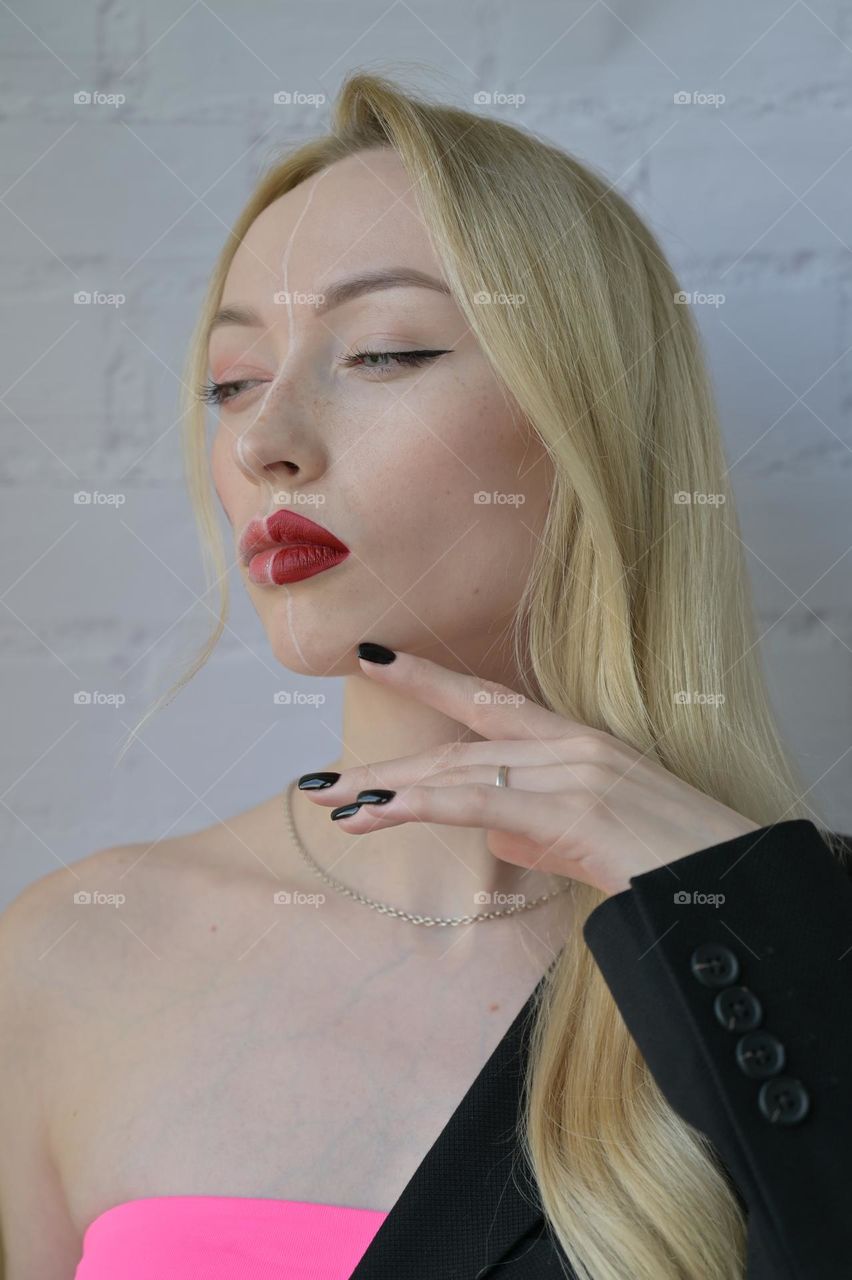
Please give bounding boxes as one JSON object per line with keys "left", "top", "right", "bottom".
{"left": 232, "top": 420, "right": 297, "bottom": 481}
{"left": 229, "top": 375, "right": 325, "bottom": 491}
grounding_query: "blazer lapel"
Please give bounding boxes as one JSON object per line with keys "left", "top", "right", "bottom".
{"left": 350, "top": 960, "right": 560, "bottom": 1279}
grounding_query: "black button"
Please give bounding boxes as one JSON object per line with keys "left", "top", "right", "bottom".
{"left": 735, "top": 1031, "right": 786, "bottom": 1079}
{"left": 757, "top": 1076, "right": 810, "bottom": 1125}
{"left": 713, "top": 986, "right": 762, "bottom": 1032}
{"left": 690, "top": 943, "right": 740, "bottom": 987}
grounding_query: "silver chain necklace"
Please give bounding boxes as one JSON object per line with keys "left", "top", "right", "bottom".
{"left": 281, "top": 775, "right": 573, "bottom": 927}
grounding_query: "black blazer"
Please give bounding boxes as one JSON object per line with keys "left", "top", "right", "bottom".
{"left": 348, "top": 819, "right": 852, "bottom": 1280}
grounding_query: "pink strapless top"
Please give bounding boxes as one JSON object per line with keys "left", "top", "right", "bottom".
{"left": 73, "top": 1195, "right": 389, "bottom": 1279}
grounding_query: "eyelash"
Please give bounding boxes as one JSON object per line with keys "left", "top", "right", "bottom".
{"left": 198, "top": 348, "right": 450, "bottom": 406}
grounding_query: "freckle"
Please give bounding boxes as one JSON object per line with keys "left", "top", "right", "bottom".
{"left": 488, "top": 1001, "right": 500, "bottom": 1013}
{"left": 210, "top": 923, "right": 218, "bottom": 932}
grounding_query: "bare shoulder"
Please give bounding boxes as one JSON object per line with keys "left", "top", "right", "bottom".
{"left": 0, "top": 803, "right": 293, "bottom": 1274}
{"left": 0, "top": 841, "right": 199, "bottom": 1012}
{"left": 1, "top": 790, "right": 302, "bottom": 1030}
{"left": 9, "top": 804, "right": 292, "bottom": 1001}
{"left": 0, "top": 843, "right": 183, "bottom": 1277}
{"left": 0, "top": 850, "right": 144, "bottom": 1278}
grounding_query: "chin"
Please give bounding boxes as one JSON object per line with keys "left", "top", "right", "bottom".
{"left": 259, "top": 615, "right": 360, "bottom": 677}
{"left": 264, "top": 632, "right": 353, "bottom": 676}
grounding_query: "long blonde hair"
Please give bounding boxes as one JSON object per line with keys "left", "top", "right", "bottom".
{"left": 120, "top": 71, "right": 846, "bottom": 1280}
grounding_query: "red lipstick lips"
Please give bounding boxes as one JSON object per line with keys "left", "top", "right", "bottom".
{"left": 238, "top": 509, "right": 350, "bottom": 586}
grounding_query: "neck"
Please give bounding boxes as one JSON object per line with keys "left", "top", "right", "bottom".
{"left": 288, "top": 644, "right": 567, "bottom": 927}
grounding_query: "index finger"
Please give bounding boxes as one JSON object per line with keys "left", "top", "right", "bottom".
{"left": 357, "top": 645, "right": 572, "bottom": 742}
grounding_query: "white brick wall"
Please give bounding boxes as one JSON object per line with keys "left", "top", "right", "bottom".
{"left": 1, "top": 1, "right": 850, "bottom": 908}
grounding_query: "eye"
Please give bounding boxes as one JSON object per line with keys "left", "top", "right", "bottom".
{"left": 197, "top": 348, "right": 450, "bottom": 407}
{"left": 337, "top": 348, "right": 451, "bottom": 376}
{"left": 197, "top": 378, "right": 263, "bottom": 406}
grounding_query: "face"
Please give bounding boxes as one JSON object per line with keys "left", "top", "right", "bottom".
{"left": 208, "top": 147, "right": 554, "bottom": 678}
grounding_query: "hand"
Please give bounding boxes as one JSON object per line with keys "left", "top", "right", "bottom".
{"left": 302, "top": 649, "right": 761, "bottom": 897}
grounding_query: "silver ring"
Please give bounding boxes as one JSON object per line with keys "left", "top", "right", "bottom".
{"left": 495, "top": 764, "right": 509, "bottom": 787}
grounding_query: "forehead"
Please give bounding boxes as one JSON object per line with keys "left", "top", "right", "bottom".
{"left": 222, "top": 148, "right": 440, "bottom": 300}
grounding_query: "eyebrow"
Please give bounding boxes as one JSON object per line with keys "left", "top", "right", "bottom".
{"left": 207, "top": 267, "right": 453, "bottom": 338}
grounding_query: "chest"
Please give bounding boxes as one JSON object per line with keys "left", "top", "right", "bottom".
{"left": 48, "top": 941, "right": 536, "bottom": 1240}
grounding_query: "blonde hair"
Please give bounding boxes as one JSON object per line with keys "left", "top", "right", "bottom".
{"left": 119, "top": 70, "right": 846, "bottom": 1279}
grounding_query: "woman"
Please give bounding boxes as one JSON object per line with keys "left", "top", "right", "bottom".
{"left": 1, "top": 71, "right": 850, "bottom": 1280}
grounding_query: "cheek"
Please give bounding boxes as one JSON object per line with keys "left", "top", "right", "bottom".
{"left": 356, "top": 401, "right": 550, "bottom": 604}
{"left": 405, "top": 396, "right": 549, "bottom": 528}
{"left": 210, "top": 422, "right": 242, "bottom": 520}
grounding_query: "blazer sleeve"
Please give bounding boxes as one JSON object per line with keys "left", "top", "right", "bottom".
{"left": 581, "top": 818, "right": 852, "bottom": 1280}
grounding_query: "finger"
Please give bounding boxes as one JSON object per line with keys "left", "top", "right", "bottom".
{"left": 302, "top": 741, "right": 569, "bottom": 807}
{"left": 357, "top": 648, "right": 573, "bottom": 741}
{"left": 330, "top": 781, "right": 558, "bottom": 849}
{"left": 419, "top": 763, "right": 609, "bottom": 795}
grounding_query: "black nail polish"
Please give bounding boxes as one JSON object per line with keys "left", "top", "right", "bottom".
{"left": 298, "top": 772, "right": 340, "bottom": 790}
{"left": 331, "top": 802, "right": 362, "bottom": 820}
{"left": 356, "top": 789, "right": 396, "bottom": 805}
{"left": 357, "top": 642, "right": 396, "bottom": 665}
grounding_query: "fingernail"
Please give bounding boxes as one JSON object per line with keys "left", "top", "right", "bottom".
{"left": 298, "top": 772, "right": 340, "bottom": 790}
{"left": 357, "top": 642, "right": 396, "bottom": 665}
{"left": 331, "top": 802, "right": 362, "bottom": 821}
{"left": 356, "top": 789, "right": 396, "bottom": 805}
